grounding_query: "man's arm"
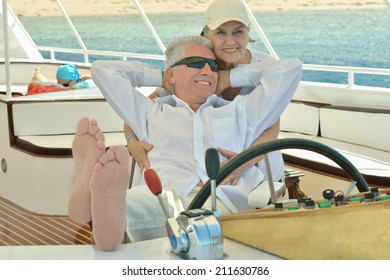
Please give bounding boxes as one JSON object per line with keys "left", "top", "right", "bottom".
{"left": 236, "top": 58, "right": 302, "bottom": 139}
{"left": 123, "top": 89, "right": 157, "bottom": 171}
{"left": 92, "top": 60, "right": 160, "bottom": 141}
{"left": 215, "top": 70, "right": 231, "bottom": 96}
{"left": 123, "top": 70, "right": 172, "bottom": 170}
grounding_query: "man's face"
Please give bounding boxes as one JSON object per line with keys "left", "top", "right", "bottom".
{"left": 169, "top": 44, "right": 218, "bottom": 108}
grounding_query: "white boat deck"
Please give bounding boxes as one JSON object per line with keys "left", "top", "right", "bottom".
{"left": 0, "top": 237, "right": 281, "bottom": 260}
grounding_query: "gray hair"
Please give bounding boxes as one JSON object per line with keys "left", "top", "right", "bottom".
{"left": 165, "top": 35, "right": 213, "bottom": 68}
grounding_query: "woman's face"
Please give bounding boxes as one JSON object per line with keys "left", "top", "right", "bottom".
{"left": 205, "top": 21, "right": 250, "bottom": 69}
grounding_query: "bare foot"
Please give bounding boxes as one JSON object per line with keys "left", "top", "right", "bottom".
{"left": 32, "top": 67, "right": 49, "bottom": 82}
{"left": 68, "top": 118, "right": 105, "bottom": 224}
{"left": 90, "top": 146, "right": 130, "bottom": 250}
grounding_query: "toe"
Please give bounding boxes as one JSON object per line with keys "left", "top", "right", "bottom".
{"left": 75, "top": 117, "right": 90, "bottom": 135}
{"left": 115, "top": 146, "right": 130, "bottom": 164}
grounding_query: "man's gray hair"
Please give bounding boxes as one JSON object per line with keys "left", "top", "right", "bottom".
{"left": 165, "top": 36, "right": 213, "bottom": 68}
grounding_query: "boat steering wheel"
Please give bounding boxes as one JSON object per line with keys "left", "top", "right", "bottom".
{"left": 188, "top": 138, "right": 370, "bottom": 210}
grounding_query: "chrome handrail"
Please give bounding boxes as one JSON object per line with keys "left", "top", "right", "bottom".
{"left": 37, "top": 46, "right": 165, "bottom": 64}
{"left": 303, "top": 64, "right": 390, "bottom": 88}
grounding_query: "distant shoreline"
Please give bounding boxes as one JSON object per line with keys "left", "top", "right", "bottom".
{"left": 8, "top": 0, "right": 386, "bottom": 17}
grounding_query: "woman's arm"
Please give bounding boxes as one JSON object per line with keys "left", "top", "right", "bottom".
{"left": 218, "top": 119, "right": 280, "bottom": 185}
{"left": 124, "top": 123, "right": 153, "bottom": 172}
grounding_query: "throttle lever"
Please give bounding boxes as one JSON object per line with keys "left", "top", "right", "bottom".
{"left": 144, "top": 168, "right": 171, "bottom": 219}
{"left": 205, "top": 148, "right": 220, "bottom": 212}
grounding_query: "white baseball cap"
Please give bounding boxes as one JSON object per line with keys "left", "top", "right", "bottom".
{"left": 203, "top": 0, "right": 250, "bottom": 30}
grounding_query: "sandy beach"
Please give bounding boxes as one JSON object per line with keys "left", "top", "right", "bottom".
{"left": 8, "top": 0, "right": 387, "bottom": 17}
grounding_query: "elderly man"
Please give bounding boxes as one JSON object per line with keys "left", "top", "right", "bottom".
{"left": 68, "top": 35, "right": 302, "bottom": 250}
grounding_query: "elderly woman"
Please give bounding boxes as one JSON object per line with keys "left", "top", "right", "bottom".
{"left": 125, "top": 0, "right": 285, "bottom": 187}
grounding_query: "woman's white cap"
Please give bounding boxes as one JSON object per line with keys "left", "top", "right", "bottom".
{"left": 203, "top": 0, "right": 250, "bottom": 30}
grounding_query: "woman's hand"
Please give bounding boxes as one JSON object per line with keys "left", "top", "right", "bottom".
{"left": 127, "top": 138, "right": 153, "bottom": 172}
{"left": 217, "top": 147, "right": 255, "bottom": 186}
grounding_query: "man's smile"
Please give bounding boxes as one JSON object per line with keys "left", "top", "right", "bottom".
{"left": 195, "top": 80, "right": 212, "bottom": 86}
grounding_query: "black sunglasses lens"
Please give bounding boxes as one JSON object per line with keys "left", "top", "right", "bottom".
{"left": 173, "top": 57, "right": 218, "bottom": 72}
{"left": 187, "top": 59, "right": 218, "bottom": 72}
{"left": 207, "top": 60, "right": 218, "bottom": 72}
{"left": 187, "top": 60, "right": 205, "bottom": 68}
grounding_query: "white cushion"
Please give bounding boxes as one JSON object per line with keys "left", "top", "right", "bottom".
{"left": 13, "top": 101, "right": 123, "bottom": 136}
{"left": 280, "top": 132, "right": 390, "bottom": 178}
{"left": 320, "top": 107, "right": 390, "bottom": 152}
{"left": 280, "top": 102, "right": 320, "bottom": 136}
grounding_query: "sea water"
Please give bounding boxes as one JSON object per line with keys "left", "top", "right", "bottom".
{"left": 18, "top": 9, "right": 390, "bottom": 87}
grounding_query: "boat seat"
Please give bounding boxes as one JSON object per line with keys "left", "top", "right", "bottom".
{"left": 11, "top": 99, "right": 126, "bottom": 151}
{"left": 280, "top": 101, "right": 390, "bottom": 187}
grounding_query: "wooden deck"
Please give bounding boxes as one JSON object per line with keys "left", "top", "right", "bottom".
{"left": 0, "top": 196, "right": 92, "bottom": 246}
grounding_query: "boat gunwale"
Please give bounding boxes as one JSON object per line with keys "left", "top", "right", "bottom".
{"left": 3, "top": 98, "right": 111, "bottom": 158}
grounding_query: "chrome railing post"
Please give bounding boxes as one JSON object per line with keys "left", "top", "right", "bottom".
{"left": 56, "top": 0, "right": 89, "bottom": 64}
{"left": 348, "top": 71, "right": 355, "bottom": 88}
{"left": 2, "top": 1, "right": 12, "bottom": 99}
{"left": 132, "top": 0, "right": 166, "bottom": 54}
{"left": 240, "top": 0, "right": 279, "bottom": 59}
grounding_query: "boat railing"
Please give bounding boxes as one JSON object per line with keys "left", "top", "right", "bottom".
{"left": 303, "top": 64, "right": 390, "bottom": 89}
{"left": 50, "top": 0, "right": 389, "bottom": 90}
{"left": 36, "top": 46, "right": 165, "bottom": 64}
{"left": 34, "top": 43, "right": 390, "bottom": 91}
{"left": 53, "top": 0, "right": 166, "bottom": 65}
{"left": 4, "top": 0, "right": 390, "bottom": 99}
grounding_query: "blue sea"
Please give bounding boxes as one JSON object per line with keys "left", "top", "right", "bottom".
{"left": 18, "top": 9, "right": 390, "bottom": 88}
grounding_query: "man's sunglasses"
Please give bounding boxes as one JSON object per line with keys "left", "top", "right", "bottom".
{"left": 171, "top": 56, "right": 218, "bottom": 72}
